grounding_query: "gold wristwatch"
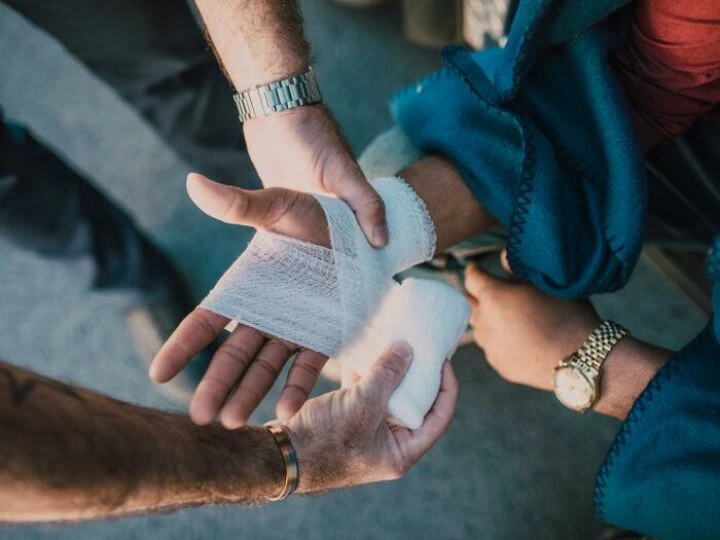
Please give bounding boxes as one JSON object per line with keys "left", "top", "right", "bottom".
{"left": 553, "top": 320, "right": 628, "bottom": 413}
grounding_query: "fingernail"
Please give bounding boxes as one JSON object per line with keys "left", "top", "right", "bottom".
{"left": 372, "top": 225, "right": 388, "bottom": 247}
{"left": 392, "top": 341, "right": 413, "bottom": 360}
{"left": 148, "top": 362, "right": 163, "bottom": 383}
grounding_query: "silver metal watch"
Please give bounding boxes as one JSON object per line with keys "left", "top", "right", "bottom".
{"left": 232, "top": 68, "right": 322, "bottom": 123}
{"left": 553, "top": 320, "right": 629, "bottom": 413}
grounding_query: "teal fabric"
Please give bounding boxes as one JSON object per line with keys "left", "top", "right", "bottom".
{"left": 594, "top": 237, "right": 720, "bottom": 540}
{"left": 391, "top": 1, "right": 720, "bottom": 536}
{"left": 391, "top": 0, "right": 643, "bottom": 298}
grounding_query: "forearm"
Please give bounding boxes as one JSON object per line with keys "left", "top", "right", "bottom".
{"left": 402, "top": 158, "right": 670, "bottom": 419}
{"left": 194, "top": 0, "right": 309, "bottom": 91}
{"left": 0, "top": 362, "right": 284, "bottom": 523}
{"left": 399, "top": 154, "right": 499, "bottom": 252}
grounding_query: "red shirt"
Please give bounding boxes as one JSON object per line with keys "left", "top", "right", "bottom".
{"left": 613, "top": 0, "right": 720, "bottom": 148}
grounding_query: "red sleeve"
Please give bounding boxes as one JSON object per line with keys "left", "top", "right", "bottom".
{"left": 612, "top": 0, "right": 720, "bottom": 146}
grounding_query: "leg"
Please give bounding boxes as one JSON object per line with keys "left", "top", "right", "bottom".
{"left": 5, "top": 0, "right": 250, "bottom": 182}
{"left": 0, "top": 1, "right": 232, "bottom": 402}
{"left": 0, "top": 114, "right": 211, "bottom": 404}
{"left": 0, "top": 114, "right": 151, "bottom": 288}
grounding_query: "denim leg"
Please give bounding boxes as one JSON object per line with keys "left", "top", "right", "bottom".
{"left": 0, "top": 116, "right": 169, "bottom": 290}
{"left": 0, "top": 117, "right": 88, "bottom": 257}
{"left": 4, "top": 0, "right": 248, "bottom": 182}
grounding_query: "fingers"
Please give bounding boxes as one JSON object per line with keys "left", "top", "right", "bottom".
{"left": 357, "top": 342, "right": 413, "bottom": 408}
{"left": 187, "top": 173, "right": 296, "bottom": 227}
{"left": 188, "top": 324, "right": 266, "bottom": 425}
{"left": 276, "top": 349, "right": 328, "bottom": 421}
{"left": 219, "top": 338, "right": 296, "bottom": 429}
{"left": 399, "top": 361, "right": 459, "bottom": 461}
{"left": 500, "top": 249, "right": 513, "bottom": 275}
{"left": 464, "top": 262, "right": 504, "bottom": 299}
{"left": 149, "top": 308, "right": 228, "bottom": 384}
{"left": 329, "top": 171, "right": 388, "bottom": 247}
{"left": 186, "top": 173, "right": 330, "bottom": 246}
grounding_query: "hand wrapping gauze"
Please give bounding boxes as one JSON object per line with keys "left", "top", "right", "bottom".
{"left": 337, "top": 278, "right": 470, "bottom": 429}
{"left": 200, "top": 176, "right": 470, "bottom": 427}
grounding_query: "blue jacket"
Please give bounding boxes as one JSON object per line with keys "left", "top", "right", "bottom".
{"left": 391, "top": 1, "right": 720, "bottom": 537}
{"left": 595, "top": 239, "right": 720, "bottom": 539}
{"left": 392, "top": 0, "right": 641, "bottom": 299}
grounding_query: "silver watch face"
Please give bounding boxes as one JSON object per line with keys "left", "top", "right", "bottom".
{"left": 553, "top": 366, "right": 596, "bottom": 411}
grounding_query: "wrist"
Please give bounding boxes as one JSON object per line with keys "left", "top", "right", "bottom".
{"left": 593, "top": 337, "right": 674, "bottom": 419}
{"left": 177, "top": 425, "right": 286, "bottom": 503}
{"left": 243, "top": 102, "right": 327, "bottom": 133}
{"left": 235, "top": 62, "right": 311, "bottom": 93}
{"left": 235, "top": 68, "right": 322, "bottom": 125}
{"left": 282, "top": 423, "right": 325, "bottom": 495}
{"left": 399, "top": 155, "right": 497, "bottom": 252}
{"left": 371, "top": 177, "right": 436, "bottom": 273}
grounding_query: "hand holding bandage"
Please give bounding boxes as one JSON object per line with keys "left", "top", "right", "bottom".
{"left": 151, "top": 174, "right": 469, "bottom": 429}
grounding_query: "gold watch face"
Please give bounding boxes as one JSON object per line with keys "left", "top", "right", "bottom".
{"left": 553, "top": 365, "right": 596, "bottom": 411}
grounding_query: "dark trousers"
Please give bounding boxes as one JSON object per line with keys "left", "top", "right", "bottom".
{"left": 0, "top": 0, "right": 248, "bottom": 287}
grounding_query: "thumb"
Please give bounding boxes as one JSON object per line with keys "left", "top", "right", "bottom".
{"left": 329, "top": 171, "right": 388, "bottom": 248}
{"left": 500, "top": 249, "right": 513, "bottom": 275}
{"left": 187, "top": 173, "right": 329, "bottom": 245}
{"left": 187, "top": 173, "right": 295, "bottom": 228}
{"left": 357, "top": 341, "right": 413, "bottom": 407}
{"left": 464, "top": 262, "right": 505, "bottom": 299}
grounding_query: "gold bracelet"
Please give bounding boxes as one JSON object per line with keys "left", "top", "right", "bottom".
{"left": 266, "top": 425, "right": 299, "bottom": 501}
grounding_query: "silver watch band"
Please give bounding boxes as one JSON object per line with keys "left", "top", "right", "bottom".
{"left": 233, "top": 68, "right": 322, "bottom": 123}
{"left": 576, "top": 320, "right": 628, "bottom": 372}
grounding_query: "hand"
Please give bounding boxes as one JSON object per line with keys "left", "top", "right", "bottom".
{"left": 150, "top": 173, "right": 331, "bottom": 427}
{"left": 283, "top": 342, "right": 459, "bottom": 493}
{"left": 244, "top": 105, "right": 388, "bottom": 247}
{"left": 464, "top": 257, "right": 600, "bottom": 390}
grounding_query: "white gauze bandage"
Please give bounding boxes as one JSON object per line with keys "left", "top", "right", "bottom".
{"left": 200, "top": 176, "right": 470, "bottom": 428}
{"left": 337, "top": 278, "right": 470, "bottom": 429}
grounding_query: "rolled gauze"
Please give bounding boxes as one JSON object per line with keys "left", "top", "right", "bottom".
{"left": 201, "top": 176, "right": 436, "bottom": 357}
{"left": 200, "top": 176, "right": 469, "bottom": 429}
{"left": 336, "top": 277, "right": 470, "bottom": 429}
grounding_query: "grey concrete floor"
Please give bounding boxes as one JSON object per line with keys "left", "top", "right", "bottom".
{"left": 0, "top": 1, "right": 708, "bottom": 539}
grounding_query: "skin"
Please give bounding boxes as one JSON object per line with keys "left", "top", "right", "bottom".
{"left": 179, "top": 0, "right": 422, "bottom": 427}
{"left": 0, "top": 344, "right": 458, "bottom": 522}
{"left": 165, "top": 0, "right": 681, "bottom": 430}
{"left": 464, "top": 256, "right": 675, "bottom": 420}
{"left": 4, "top": 0, "right": 702, "bottom": 524}
{"left": 149, "top": 143, "right": 671, "bottom": 428}
{"left": 150, "top": 155, "right": 495, "bottom": 427}
{"left": 193, "top": 0, "right": 389, "bottom": 247}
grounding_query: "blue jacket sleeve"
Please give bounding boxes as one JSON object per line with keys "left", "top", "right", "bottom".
{"left": 391, "top": 0, "right": 644, "bottom": 298}
{"left": 594, "top": 237, "right": 720, "bottom": 540}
